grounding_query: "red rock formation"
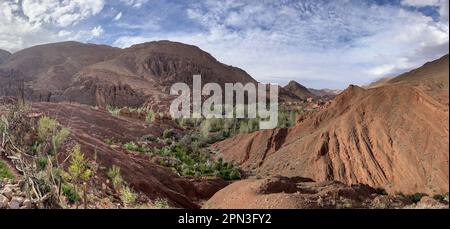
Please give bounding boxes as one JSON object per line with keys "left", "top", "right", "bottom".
{"left": 212, "top": 55, "right": 449, "bottom": 195}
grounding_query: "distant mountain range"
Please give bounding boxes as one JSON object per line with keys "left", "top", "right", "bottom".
{"left": 0, "top": 41, "right": 344, "bottom": 109}
{"left": 0, "top": 41, "right": 260, "bottom": 109}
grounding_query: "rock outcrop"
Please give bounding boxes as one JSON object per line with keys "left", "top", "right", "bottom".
{"left": 0, "top": 179, "right": 35, "bottom": 209}
{"left": 204, "top": 176, "right": 418, "bottom": 209}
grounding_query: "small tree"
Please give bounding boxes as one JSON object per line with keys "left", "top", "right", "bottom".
{"left": 68, "top": 145, "right": 92, "bottom": 209}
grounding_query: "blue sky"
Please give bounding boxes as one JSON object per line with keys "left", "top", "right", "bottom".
{"left": 0, "top": 0, "right": 448, "bottom": 89}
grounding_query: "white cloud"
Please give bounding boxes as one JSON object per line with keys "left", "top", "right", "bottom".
{"left": 402, "top": 0, "right": 441, "bottom": 7}
{"left": 0, "top": 0, "right": 105, "bottom": 52}
{"left": 91, "top": 26, "right": 104, "bottom": 37}
{"left": 440, "top": 0, "right": 449, "bottom": 21}
{"left": 114, "top": 12, "right": 122, "bottom": 21}
{"left": 0, "top": 0, "right": 56, "bottom": 52}
{"left": 1, "top": 0, "right": 448, "bottom": 88}
{"left": 120, "top": 0, "right": 148, "bottom": 8}
{"left": 21, "top": 0, "right": 105, "bottom": 27}
{"left": 114, "top": 1, "right": 449, "bottom": 88}
{"left": 402, "top": 0, "right": 449, "bottom": 22}
{"left": 113, "top": 36, "right": 150, "bottom": 48}
{"left": 56, "top": 26, "right": 105, "bottom": 41}
{"left": 58, "top": 30, "right": 72, "bottom": 37}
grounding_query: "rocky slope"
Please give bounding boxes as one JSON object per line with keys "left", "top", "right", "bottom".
{"left": 212, "top": 55, "right": 449, "bottom": 195}
{"left": 0, "top": 98, "right": 228, "bottom": 208}
{"left": 204, "top": 176, "right": 448, "bottom": 209}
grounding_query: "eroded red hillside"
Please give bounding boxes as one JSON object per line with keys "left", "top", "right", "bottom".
{"left": 212, "top": 55, "right": 449, "bottom": 195}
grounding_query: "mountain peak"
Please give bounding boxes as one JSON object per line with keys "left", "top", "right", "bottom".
{"left": 125, "top": 40, "right": 218, "bottom": 63}
{"left": 286, "top": 80, "right": 308, "bottom": 89}
{"left": 283, "top": 80, "right": 315, "bottom": 99}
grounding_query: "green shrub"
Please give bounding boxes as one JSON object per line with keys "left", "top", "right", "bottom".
{"left": 239, "top": 121, "right": 249, "bottom": 134}
{"left": 145, "top": 111, "right": 155, "bottom": 124}
{"left": 0, "top": 115, "right": 8, "bottom": 134}
{"left": 68, "top": 145, "right": 92, "bottom": 185}
{"left": 152, "top": 198, "right": 170, "bottom": 209}
{"left": 123, "top": 142, "right": 150, "bottom": 153}
{"left": 374, "top": 187, "right": 388, "bottom": 195}
{"left": 107, "top": 105, "right": 121, "bottom": 116}
{"left": 107, "top": 165, "right": 123, "bottom": 190}
{"left": 395, "top": 191, "right": 405, "bottom": 198}
{"left": 31, "top": 141, "right": 40, "bottom": 155}
{"left": 141, "top": 134, "right": 157, "bottom": 142}
{"left": 247, "top": 119, "right": 259, "bottom": 132}
{"left": 123, "top": 142, "right": 139, "bottom": 151}
{"left": 120, "top": 186, "right": 137, "bottom": 206}
{"left": 177, "top": 118, "right": 187, "bottom": 128}
{"left": 0, "top": 160, "right": 15, "bottom": 180}
{"left": 153, "top": 143, "right": 241, "bottom": 180}
{"left": 51, "top": 128, "right": 70, "bottom": 155}
{"left": 228, "top": 169, "right": 241, "bottom": 180}
{"left": 433, "top": 194, "right": 445, "bottom": 203}
{"left": 277, "top": 107, "right": 301, "bottom": 128}
{"left": 204, "top": 132, "right": 226, "bottom": 144}
{"left": 104, "top": 139, "right": 114, "bottom": 145}
{"left": 62, "top": 183, "right": 78, "bottom": 204}
{"left": 191, "top": 140, "right": 201, "bottom": 154}
{"left": 407, "top": 193, "right": 428, "bottom": 203}
{"left": 163, "top": 129, "right": 175, "bottom": 139}
{"left": 137, "top": 145, "right": 151, "bottom": 153}
{"left": 37, "top": 116, "right": 57, "bottom": 142}
{"left": 37, "top": 155, "right": 48, "bottom": 170}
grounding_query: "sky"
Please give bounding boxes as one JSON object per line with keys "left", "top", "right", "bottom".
{"left": 0, "top": 0, "right": 448, "bottom": 89}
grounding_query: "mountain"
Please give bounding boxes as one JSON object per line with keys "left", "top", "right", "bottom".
{"left": 367, "top": 54, "right": 448, "bottom": 104}
{"left": 0, "top": 49, "right": 11, "bottom": 65}
{"left": 308, "top": 88, "right": 342, "bottom": 97}
{"left": 66, "top": 40, "right": 258, "bottom": 108}
{"left": 0, "top": 41, "right": 260, "bottom": 109}
{"left": 212, "top": 54, "right": 449, "bottom": 195}
{"left": 283, "top": 80, "right": 316, "bottom": 100}
{"left": 366, "top": 77, "right": 393, "bottom": 89}
{"left": 0, "top": 41, "right": 120, "bottom": 101}
{"left": 386, "top": 55, "right": 448, "bottom": 87}
{"left": 385, "top": 54, "right": 449, "bottom": 104}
